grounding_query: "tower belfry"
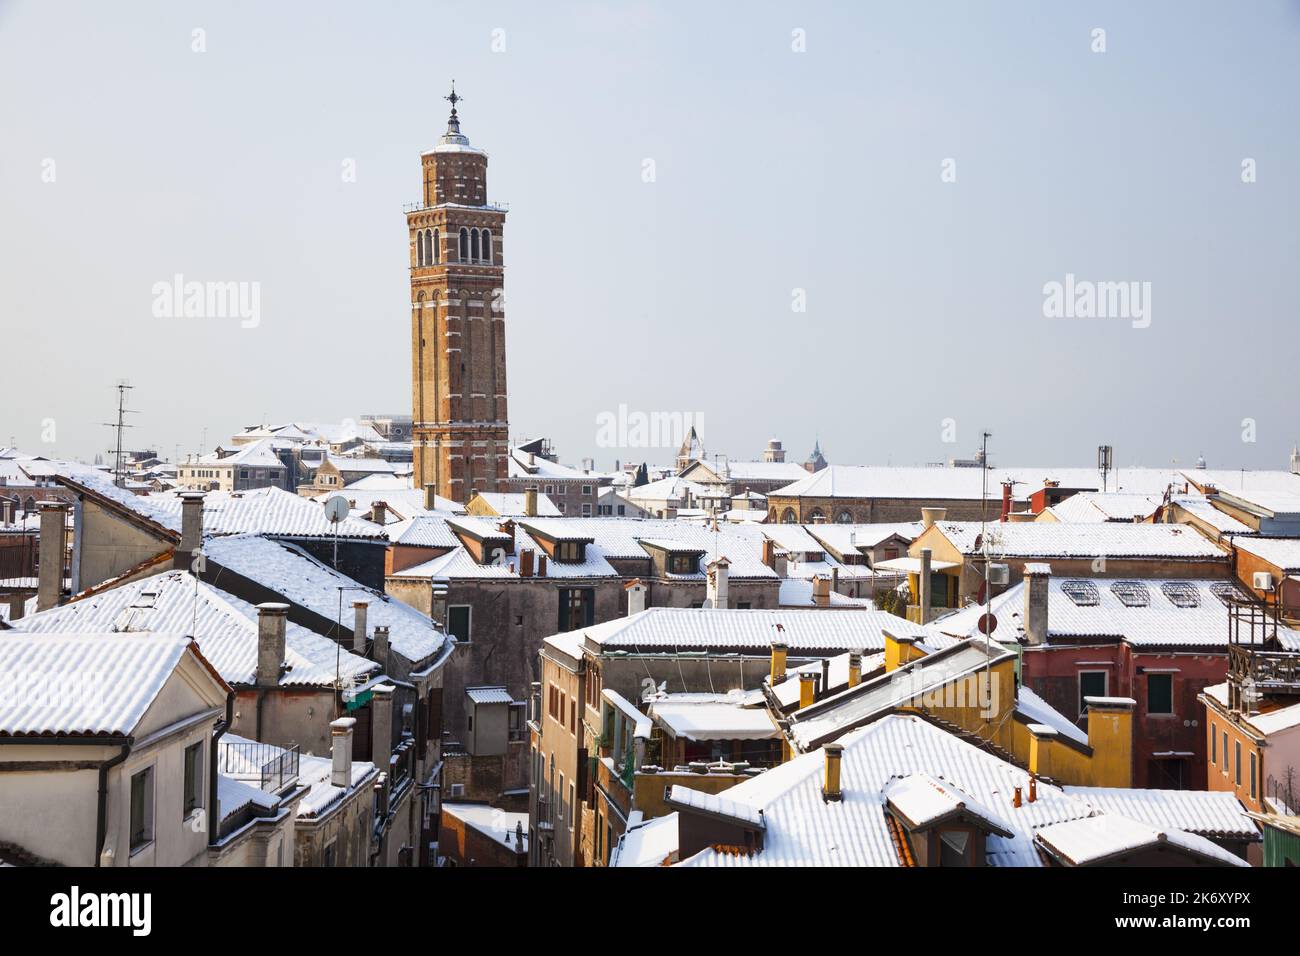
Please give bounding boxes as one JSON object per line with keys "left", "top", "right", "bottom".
{"left": 407, "top": 85, "right": 510, "bottom": 501}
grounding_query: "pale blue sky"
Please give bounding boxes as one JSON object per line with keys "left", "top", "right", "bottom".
{"left": 2, "top": 0, "right": 1297, "bottom": 471}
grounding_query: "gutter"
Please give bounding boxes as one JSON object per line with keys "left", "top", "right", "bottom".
{"left": 209, "top": 691, "right": 234, "bottom": 846}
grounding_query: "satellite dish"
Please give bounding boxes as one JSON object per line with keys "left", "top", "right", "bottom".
{"left": 324, "top": 495, "right": 350, "bottom": 523}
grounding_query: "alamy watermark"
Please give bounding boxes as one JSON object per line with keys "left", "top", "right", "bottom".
{"left": 1042, "top": 273, "right": 1151, "bottom": 329}
{"left": 152, "top": 274, "right": 260, "bottom": 328}
{"left": 596, "top": 404, "right": 703, "bottom": 450}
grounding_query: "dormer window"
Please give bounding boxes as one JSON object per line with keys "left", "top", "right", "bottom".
{"left": 669, "top": 554, "right": 698, "bottom": 575}
{"left": 556, "top": 541, "right": 584, "bottom": 563}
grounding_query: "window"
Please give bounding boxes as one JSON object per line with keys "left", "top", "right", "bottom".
{"left": 183, "top": 742, "right": 204, "bottom": 816}
{"left": 556, "top": 541, "right": 583, "bottom": 563}
{"left": 669, "top": 554, "right": 698, "bottom": 575}
{"left": 459, "top": 227, "right": 469, "bottom": 260}
{"left": 1160, "top": 582, "right": 1200, "bottom": 608}
{"left": 1061, "top": 580, "right": 1100, "bottom": 607}
{"left": 482, "top": 229, "right": 492, "bottom": 263}
{"left": 737, "top": 601, "right": 752, "bottom": 609}
{"left": 471, "top": 227, "right": 480, "bottom": 261}
{"left": 1235, "top": 740, "right": 1242, "bottom": 787}
{"left": 938, "top": 830, "right": 971, "bottom": 867}
{"left": 543, "top": 485, "right": 554, "bottom": 495}
{"left": 1147, "top": 673, "right": 1173, "bottom": 715}
{"left": 569, "top": 782, "right": 576, "bottom": 829}
{"left": 130, "top": 767, "right": 154, "bottom": 852}
{"left": 467, "top": 713, "right": 474, "bottom": 732}
{"left": 1223, "top": 731, "right": 1229, "bottom": 773}
{"left": 1250, "top": 751, "right": 1258, "bottom": 799}
{"left": 447, "top": 605, "right": 471, "bottom": 644}
{"left": 417, "top": 229, "right": 425, "bottom": 266}
{"left": 581, "top": 485, "right": 592, "bottom": 495}
{"left": 559, "top": 588, "right": 594, "bottom": 632}
{"left": 432, "top": 228, "right": 439, "bottom": 264}
{"left": 1109, "top": 581, "right": 1150, "bottom": 607}
{"left": 581, "top": 504, "right": 592, "bottom": 517}
{"left": 323, "top": 841, "right": 337, "bottom": 867}
{"left": 1211, "top": 722, "right": 1217, "bottom": 764}
{"left": 1078, "top": 671, "right": 1107, "bottom": 717}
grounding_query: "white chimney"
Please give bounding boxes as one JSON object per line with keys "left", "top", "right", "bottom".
{"left": 706, "top": 558, "right": 730, "bottom": 609}
{"left": 36, "top": 500, "right": 68, "bottom": 612}
{"left": 256, "top": 602, "right": 289, "bottom": 688}
{"left": 330, "top": 717, "right": 356, "bottom": 787}
{"left": 1024, "top": 563, "right": 1051, "bottom": 645}
{"left": 626, "top": 579, "right": 647, "bottom": 616}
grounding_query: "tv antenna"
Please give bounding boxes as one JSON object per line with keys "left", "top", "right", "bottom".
{"left": 99, "top": 380, "right": 137, "bottom": 488}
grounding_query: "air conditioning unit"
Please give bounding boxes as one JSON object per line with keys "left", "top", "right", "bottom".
{"left": 988, "top": 564, "right": 1010, "bottom": 586}
{"left": 1253, "top": 571, "right": 1274, "bottom": 591}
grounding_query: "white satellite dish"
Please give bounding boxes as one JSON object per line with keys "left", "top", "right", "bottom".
{"left": 323, "top": 495, "right": 351, "bottom": 523}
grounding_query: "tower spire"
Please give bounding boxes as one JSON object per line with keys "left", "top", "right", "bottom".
{"left": 442, "top": 81, "right": 467, "bottom": 143}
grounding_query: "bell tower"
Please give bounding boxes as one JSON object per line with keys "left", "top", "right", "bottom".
{"left": 408, "top": 85, "right": 510, "bottom": 502}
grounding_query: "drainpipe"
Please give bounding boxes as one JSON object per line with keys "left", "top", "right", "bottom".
{"left": 208, "top": 692, "right": 234, "bottom": 846}
{"left": 96, "top": 738, "right": 134, "bottom": 866}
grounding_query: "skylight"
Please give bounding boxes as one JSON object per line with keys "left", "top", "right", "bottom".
{"left": 1110, "top": 581, "right": 1150, "bottom": 608}
{"left": 1061, "top": 580, "right": 1099, "bottom": 606}
{"left": 1160, "top": 582, "right": 1200, "bottom": 609}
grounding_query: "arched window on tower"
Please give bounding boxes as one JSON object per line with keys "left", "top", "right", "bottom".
{"left": 482, "top": 229, "right": 492, "bottom": 264}
{"left": 459, "top": 228, "right": 469, "bottom": 262}
{"left": 432, "top": 228, "right": 440, "bottom": 264}
{"left": 424, "top": 230, "right": 433, "bottom": 266}
{"left": 416, "top": 230, "right": 425, "bottom": 267}
{"left": 471, "top": 228, "right": 480, "bottom": 262}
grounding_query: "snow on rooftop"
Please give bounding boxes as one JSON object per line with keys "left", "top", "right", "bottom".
{"left": 611, "top": 812, "right": 678, "bottom": 867}
{"left": 441, "top": 803, "right": 529, "bottom": 852}
{"left": 1047, "top": 492, "right": 1164, "bottom": 523}
{"left": 0, "top": 632, "right": 201, "bottom": 736}
{"left": 1033, "top": 813, "right": 1248, "bottom": 867}
{"left": 1015, "top": 685, "right": 1088, "bottom": 746}
{"left": 934, "top": 521, "right": 1227, "bottom": 559}
{"left": 1062, "top": 785, "right": 1259, "bottom": 841}
{"left": 648, "top": 700, "right": 779, "bottom": 741}
{"left": 1232, "top": 536, "right": 1300, "bottom": 572}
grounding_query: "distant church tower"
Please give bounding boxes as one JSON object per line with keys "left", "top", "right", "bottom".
{"left": 408, "top": 86, "right": 509, "bottom": 501}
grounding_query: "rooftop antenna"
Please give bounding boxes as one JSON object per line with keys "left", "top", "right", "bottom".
{"left": 1098, "top": 444, "right": 1113, "bottom": 494}
{"left": 99, "top": 380, "right": 137, "bottom": 488}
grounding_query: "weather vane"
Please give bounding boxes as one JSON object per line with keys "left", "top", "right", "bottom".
{"left": 445, "top": 82, "right": 462, "bottom": 114}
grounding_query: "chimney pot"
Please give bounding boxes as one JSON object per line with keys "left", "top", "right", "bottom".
{"left": 1013, "top": 785, "right": 1023, "bottom": 808}
{"left": 770, "top": 642, "right": 788, "bottom": 685}
{"left": 799, "top": 672, "right": 816, "bottom": 709}
{"left": 519, "top": 547, "right": 534, "bottom": 578}
{"left": 370, "top": 500, "right": 388, "bottom": 526}
{"left": 848, "top": 651, "right": 863, "bottom": 688}
{"left": 373, "top": 625, "right": 391, "bottom": 670}
{"left": 921, "top": 507, "right": 946, "bottom": 529}
{"left": 524, "top": 488, "right": 538, "bottom": 517}
{"left": 424, "top": 484, "right": 437, "bottom": 511}
{"left": 625, "top": 578, "right": 647, "bottom": 616}
{"left": 1028, "top": 775, "right": 1037, "bottom": 803}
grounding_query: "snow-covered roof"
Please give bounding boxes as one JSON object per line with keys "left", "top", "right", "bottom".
{"left": 805, "top": 522, "right": 924, "bottom": 555}
{"left": 770, "top": 651, "right": 887, "bottom": 710}
{"left": 777, "top": 579, "right": 873, "bottom": 607}
{"left": 1062, "top": 786, "right": 1259, "bottom": 841}
{"left": 1232, "top": 536, "right": 1300, "bottom": 572}
{"left": 8, "top": 570, "right": 379, "bottom": 688}
{"left": 785, "top": 639, "right": 1013, "bottom": 752}
{"left": 465, "top": 686, "right": 514, "bottom": 706}
{"left": 611, "top": 812, "right": 678, "bottom": 867}
{"left": 566, "top": 606, "right": 958, "bottom": 656}
{"left": 217, "top": 773, "right": 281, "bottom": 825}
{"left": 648, "top": 700, "right": 779, "bottom": 741}
{"left": 202, "top": 534, "right": 449, "bottom": 667}
{"left": 1047, "top": 492, "right": 1164, "bottom": 523}
{"left": 441, "top": 803, "right": 529, "bottom": 853}
{"left": 1033, "top": 814, "right": 1248, "bottom": 867}
{"left": 507, "top": 448, "right": 594, "bottom": 482}
{"left": 623, "top": 475, "right": 708, "bottom": 503}
{"left": 0, "top": 632, "right": 216, "bottom": 736}
{"left": 190, "top": 438, "right": 286, "bottom": 469}
{"left": 1170, "top": 496, "right": 1256, "bottom": 535}
{"left": 1203, "top": 682, "right": 1300, "bottom": 736}
{"left": 675, "top": 713, "right": 1092, "bottom": 867}
{"left": 936, "top": 577, "right": 1300, "bottom": 649}
{"left": 1015, "top": 686, "right": 1088, "bottom": 746}
{"left": 883, "top": 772, "right": 1011, "bottom": 835}
{"left": 667, "top": 784, "right": 766, "bottom": 829}
{"left": 931, "top": 520, "right": 1227, "bottom": 559}
{"left": 772, "top": 465, "right": 1188, "bottom": 501}
{"left": 1187, "top": 469, "right": 1300, "bottom": 497}
{"left": 468, "top": 491, "right": 561, "bottom": 517}
{"left": 294, "top": 750, "right": 379, "bottom": 819}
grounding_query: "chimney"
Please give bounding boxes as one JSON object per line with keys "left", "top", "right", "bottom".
{"left": 370, "top": 500, "right": 388, "bottom": 526}
{"left": 7, "top": 593, "right": 25, "bottom": 623}
{"left": 524, "top": 488, "right": 538, "bottom": 517}
{"left": 921, "top": 507, "right": 946, "bottom": 530}
{"left": 1013, "top": 785, "right": 1022, "bottom": 808}
{"left": 352, "top": 600, "right": 369, "bottom": 653}
{"left": 822, "top": 742, "right": 844, "bottom": 801}
{"left": 173, "top": 491, "right": 206, "bottom": 570}
{"left": 330, "top": 717, "right": 356, "bottom": 788}
{"left": 537, "top": 554, "right": 547, "bottom": 577}
{"left": 811, "top": 575, "right": 830, "bottom": 607}
{"left": 370, "top": 684, "right": 395, "bottom": 768}
{"left": 799, "top": 672, "right": 816, "bottom": 709}
{"left": 373, "top": 625, "right": 391, "bottom": 671}
{"left": 1, "top": 499, "right": 11, "bottom": 524}
{"left": 431, "top": 583, "right": 448, "bottom": 628}
{"left": 820, "top": 657, "right": 830, "bottom": 696}
{"left": 1028, "top": 774, "right": 1037, "bottom": 803}
{"left": 917, "top": 548, "right": 932, "bottom": 624}
{"left": 761, "top": 538, "right": 776, "bottom": 570}
{"left": 848, "top": 651, "right": 862, "bottom": 688}
{"left": 625, "top": 578, "right": 647, "bottom": 616}
{"left": 1084, "top": 696, "right": 1136, "bottom": 788}
{"left": 884, "top": 631, "right": 922, "bottom": 672}
{"left": 519, "top": 547, "right": 535, "bottom": 578}
{"left": 706, "top": 557, "right": 730, "bottom": 609}
{"left": 36, "top": 500, "right": 68, "bottom": 612}
{"left": 256, "top": 602, "right": 289, "bottom": 688}
{"left": 515, "top": 820, "right": 525, "bottom": 851}
{"left": 1024, "top": 563, "right": 1051, "bottom": 645}
{"left": 770, "top": 642, "right": 788, "bottom": 684}
{"left": 424, "top": 484, "right": 437, "bottom": 510}
{"left": 830, "top": 566, "right": 839, "bottom": 594}
{"left": 1000, "top": 481, "right": 1013, "bottom": 522}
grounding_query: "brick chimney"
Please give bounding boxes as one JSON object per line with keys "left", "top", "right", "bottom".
{"left": 811, "top": 575, "right": 830, "bottom": 607}
{"left": 36, "top": 500, "right": 68, "bottom": 612}
{"left": 370, "top": 684, "right": 394, "bottom": 769}
{"left": 537, "top": 554, "right": 547, "bottom": 577}
{"left": 330, "top": 717, "right": 356, "bottom": 787}
{"left": 822, "top": 742, "right": 844, "bottom": 801}
{"left": 524, "top": 488, "right": 538, "bottom": 517}
{"left": 352, "top": 600, "right": 369, "bottom": 652}
{"left": 424, "top": 484, "right": 437, "bottom": 511}
{"left": 1024, "top": 563, "right": 1051, "bottom": 645}
{"left": 760, "top": 538, "right": 776, "bottom": 571}
{"left": 625, "top": 578, "right": 646, "bottom": 616}
{"left": 256, "top": 602, "right": 289, "bottom": 688}
{"left": 370, "top": 500, "right": 388, "bottom": 526}
{"left": 519, "top": 547, "right": 534, "bottom": 578}
{"left": 373, "top": 625, "right": 391, "bottom": 671}
{"left": 175, "top": 490, "right": 205, "bottom": 570}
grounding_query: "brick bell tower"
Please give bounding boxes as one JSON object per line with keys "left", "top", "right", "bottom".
{"left": 408, "top": 84, "right": 510, "bottom": 502}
